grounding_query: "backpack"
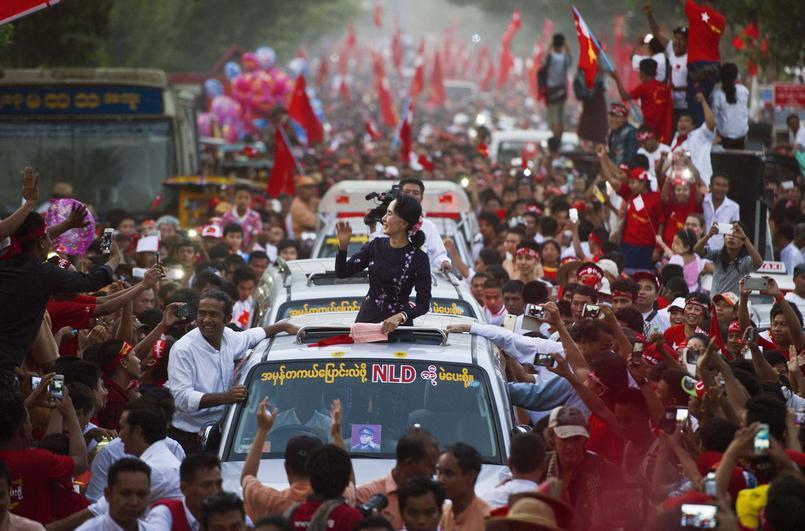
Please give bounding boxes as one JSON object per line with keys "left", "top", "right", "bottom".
{"left": 286, "top": 499, "right": 344, "bottom": 531}
{"left": 573, "top": 70, "right": 595, "bottom": 101}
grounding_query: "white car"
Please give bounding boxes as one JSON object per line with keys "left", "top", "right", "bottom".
{"left": 213, "top": 323, "right": 513, "bottom": 496}
{"left": 489, "top": 129, "right": 580, "bottom": 164}
{"left": 252, "top": 258, "right": 484, "bottom": 328}
{"left": 747, "top": 261, "right": 804, "bottom": 330}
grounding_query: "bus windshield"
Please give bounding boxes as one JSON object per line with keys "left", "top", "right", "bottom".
{"left": 0, "top": 121, "right": 175, "bottom": 213}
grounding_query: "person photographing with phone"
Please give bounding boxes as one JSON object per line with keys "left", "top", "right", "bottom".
{"left": 335, "top": 192, "right": 432, "bottom": 334}
{"left": 693, "top": 221, "right": 762, "bottom": 295}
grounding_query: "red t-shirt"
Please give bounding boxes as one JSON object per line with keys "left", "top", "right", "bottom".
{"left": 47, "top": 296, "right": 97, "bottom": 357}
{"left": 629, "top": 80, "right": 673, "bottom": 144}
{"left": 98, "top": 378, "right": 129, "bottom": 431}
{"left": 586, "top": 414, "right": 626, "bottom": 464}
{"left": 618, "top": 185, "right": 663, "bottom": 247}
{"left": 663, "top": 324, "right": 689, "bottom": 351}
{"left": 662, "top": 190, "right": 702, "bottom": 246}
{"left": 0, "top": 448, "right": 74, "bottom": 524}
{"left": 290, "top": 500, "right": 364, "bottom": 531}
{"left": 685, "top": 0, "right": 725, "bottom": 63}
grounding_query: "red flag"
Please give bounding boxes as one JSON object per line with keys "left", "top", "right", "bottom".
{"left": 316, "top": 54, "right": 329, "bottom": 86}
{"left": 336, "top": 46, "right": 349, "bottom": 76}
{"left": 541, "top": 18, "right": 555, "bottom": 48}
{"left": 476, "top": 45, "right": 490, "bottom": 74}
{"left": 365, "top": 119, "right": 381, "bottom": 140}
{"left": 346, "top": 24, "right": 357, "bottom": 50}
{"left": 371, "top": 50, "right": 385, "bottom": 80}
{"left": 427, "top": 52, "right": 446, "bottom": 107}
{"left": 502, "top": 8, "right": 523, "bottom": 48}
{"left": 391, "top": 29, "right": 403, "bottom": 72}
{"left": 399, "top": 100, "right": 414, "bottom": 163}
{"left": 376, "top": 78, "right": 398, "bottom": 127}
{"left": 497, "top": 46, "right": 515, "bottom": 90}
{"left": 338, "top": 78, "right": 351, "bottom": 103}
{"left": 287, "top": 75, "right": 324, "bottom": 144}
{"left": 480, "top": 59, "right": 495, "bottom": 92}
{"left": 373, "top": 1, "right": 383, "bottom": 28}
{"left": 0, "top": 0, "right": 61, "bottom": 25}
{"left": 417, "top": 154, "right": 434, "bottom": 171}
{"left": 572, "top": 8, "right": 599, "bottom": 89}
{"left": 409, "top": 39, "right": 426, "bottom": 99}
{"left": 267, "top": 126, "right": 296, "bottom": 197}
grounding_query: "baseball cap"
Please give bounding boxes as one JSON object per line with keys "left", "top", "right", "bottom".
{"left": 728, "top": 320, "right": 742, "bottom": 334}
{"left": 713, "top": 292, "right": 739, "bottom": 307}
{"left": 360, "top": 427, "right": 374, "bottom": 436}
{"left": 633, "top": 271, "right": 659, "bottom": 291}
{"left": 284, "top": 435, "right": 323, "bottom": 473}
{"left": 201, "top": 224, "right": 223, "bottom": 239}
{"left": 668, "top": 297, "right": 686, "bottom": 312}
{"left": 597, "top": 259, "right": 619, "bottom": 278}
{"left": 548, "top": 406, "right": 589, "bottom": 439}
{"left": 673, "top": 26, "right": 688, "bottom": 36}
{"left": 628, "top": 167, "right": 650, "bottom": 181}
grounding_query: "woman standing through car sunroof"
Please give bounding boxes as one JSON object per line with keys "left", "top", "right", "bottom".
{"left": 335, "top": 193, "right": 432, "bottom": 333}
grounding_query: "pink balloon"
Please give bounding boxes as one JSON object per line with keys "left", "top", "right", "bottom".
{"left": 241, "top": 52, "right": 258, "bottom": 72}
{"left": 221, "top": 124, "right": 238, "bottom": 143}
{"left": 210, "top": 95, "right": 241, "bottom": 126}
{"left": 231, "top": 73, "right": 253, "bottom": 104}
{"left": 46, "top": 199, "right": 96, "bottom": 256}
{"left": 197, "top": 112, "right": 213, "bottom": 136}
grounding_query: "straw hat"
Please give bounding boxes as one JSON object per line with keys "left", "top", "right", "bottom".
{"left": 486, "top": 491, "right": 571, "bottom": 531}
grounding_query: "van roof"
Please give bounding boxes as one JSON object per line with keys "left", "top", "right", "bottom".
{"left": 319, "top": 180, "right": 472, "bottom": 217}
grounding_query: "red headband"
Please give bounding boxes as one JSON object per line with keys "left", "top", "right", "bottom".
{"left": 0, "top": 224, "right": 46, "bottom": 260}
{"left": 685, "top": 300, "right": 707, "bottom": 312}
{"left": 516, "top": 247, "right": 540, "bottom": 260}
{"left": 104, "top": 342, "right": 133, "bottom": 374}
{"left": 612, "top": 289, "right": 635, "bottom": 301}
{"left": 636, "top": 130, "right": 655, "bottom": 142}
{"left": 728, "top": 321, "right": 742, "bottom": 334}
{"left": 151, "top": 339, "right": 167, "bottom": 362}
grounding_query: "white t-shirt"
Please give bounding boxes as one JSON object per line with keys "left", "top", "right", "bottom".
{"left": 711, "top": 84, "right": 750, "bottom": 139}
{"left": 671, "top": 122, "right": 715, "bottom": 186}
{"left": 666, "top": 42, "right": 688, "bottom": 109}
{"left": 785, "top": 291, "right": 805, "bottom": 307}
{"left": 637, "top": 143, "right": 672, "bottom": 189}
{"left": 632, "top": 52, "right": 667, "bottom": 83}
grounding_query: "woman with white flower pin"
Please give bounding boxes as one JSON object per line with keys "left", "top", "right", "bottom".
{"left": 335, "top": 193, "right": 432, "bottom": 333}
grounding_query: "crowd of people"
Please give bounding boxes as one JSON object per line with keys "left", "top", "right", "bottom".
{"left": 1, "top": 0, "right": 805, "bottom": 530}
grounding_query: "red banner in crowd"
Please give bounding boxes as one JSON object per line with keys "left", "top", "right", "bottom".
{"left": 573, "top": 7, "right": 599, "bottom": 89}
{"left": 410, "top": 39, "right": 426, "bottom": 100}
{"left": 427, "top": 52, "right": 446, "bottom": 107}
{"left": 267, "top": 126, "right": 296, "bottom": 197}
{"left": 288, "top": 75, "right": 324, "bottom": 144}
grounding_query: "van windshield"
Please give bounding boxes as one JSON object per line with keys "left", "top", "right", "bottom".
{"left": 226, "top": 359, "right": 502, "bottom": 462}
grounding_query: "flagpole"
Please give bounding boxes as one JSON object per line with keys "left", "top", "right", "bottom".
{"left": 572, "top": 5, "right": 643, "bottom": 123}
{"left": 276, "top": 123, "right": 305, "bottom": 176}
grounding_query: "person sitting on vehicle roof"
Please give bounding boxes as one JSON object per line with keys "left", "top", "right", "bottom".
{"left": 335, "top": 193, "right": 432, "bottom": 334}
{"left": 370, "top": 178, "right": 452, "bottom": 272}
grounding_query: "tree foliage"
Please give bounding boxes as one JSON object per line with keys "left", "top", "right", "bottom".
{"left": 0, "top": 0, "right": 359, "bottom": 71}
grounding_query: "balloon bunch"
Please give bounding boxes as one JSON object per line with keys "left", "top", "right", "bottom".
{"left": 197, "top": 46, "right": 303, "bottom": 143}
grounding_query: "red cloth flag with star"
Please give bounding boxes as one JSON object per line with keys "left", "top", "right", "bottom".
{"left": 391, "top": 29, "right": 403, "bottom": 72}
{"left": 287, "top": 75, "right": 324, "bottom": 144}
{"left": 338, "top": 78, "right": 351, "bottom": 103}
{"left": 572, "top": 8, "right": 599, "bottom": 89}
{"left": 376, "top": 77, "right": 398, "bottom": 127}
{"left": 427, "top": 52, "right": 446, "bottom": 107}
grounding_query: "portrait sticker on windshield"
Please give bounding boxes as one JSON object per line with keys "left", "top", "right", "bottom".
{"left": 420, "top": 365, "right": 477, "bottom": 388}
{"left": 286, "top": 300, "right": 362, "bottom": 318}
{"left": 260, "top": 362, "right": 368, "bottom": 386}
{"left": 350, "top": 424, "right": 381, "bottom": 452}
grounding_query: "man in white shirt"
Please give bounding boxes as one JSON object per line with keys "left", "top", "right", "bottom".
{"left": 145, "top": 454, "right": 224, "bottom": 531}
{"left": 480, "top": 433, "right": 546, "bottom": 509}
{"left": 86, "top": 435, "right": 186, "bottom": 503}
{"left": 702, "top": 173, "right": 740, "bottom": 251}
{"left": 633, "top": 272, "right": 671, "bottom": 336}
{"left": 86, "top": 403, "right": 182, "bottom": 518}
{"left": 77, "top": 458, "right": 152, "bottom": 531}
{"left": 636, "top": 125, "right": 671, "bottom": 189}
{"left": 776, "top": 224, "right": 805, "bottom": 275}
{"left": 669, "top": 93, "right": 716, "bottom": 186}
{"left": 167, "top": 289, "right": 297, "bottom": 455}
{"left": 372, "top": 177, "right": 452, "bottom": 271}
{"left": 786, "top": 114, "right": 805, "bottom": 152}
